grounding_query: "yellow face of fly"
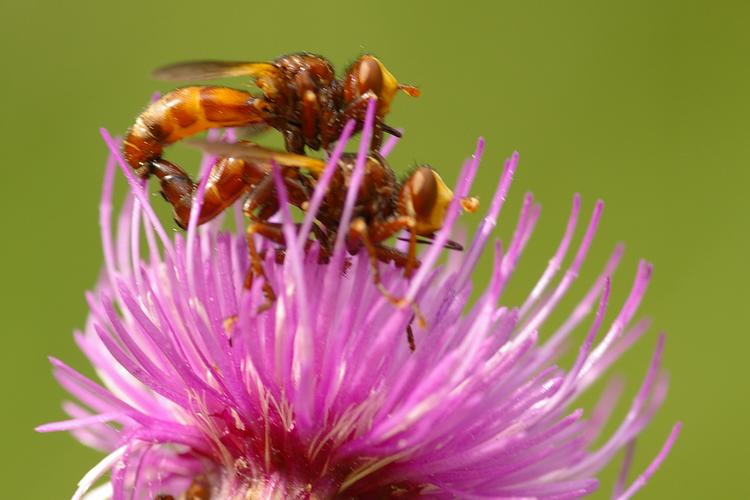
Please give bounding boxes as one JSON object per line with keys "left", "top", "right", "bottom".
{"left": 358, "top": 56, "right": 420, "bottom": 116}
{"left": 413, "top": 170, "right": 454, "bottom": 234}
{"left": 373, "top": 57, "right": 399, "bottom": 116}
{"left": 401, "top": 167, "right": 455, "bottom": 235}
{"left": 402, "top": 167, "right": 479, "bottom": 235}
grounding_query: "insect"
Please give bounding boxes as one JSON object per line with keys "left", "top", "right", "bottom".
{"left": 123, "top": 53, "right": 420, "bottom": 179}
{"left": 154, "top": 477, "right": 209, "bottom": 500}
{"left": 153, "top": 140, "right": 478, "bottom": 319}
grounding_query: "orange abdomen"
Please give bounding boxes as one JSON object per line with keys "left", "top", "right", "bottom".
{"left": 199, "top": 156, "right": 265, "bottom": 225}
{"left": 123, "top": 86, "right": 262, "bottom": 177}
{"left": 152, "top": 156, "right": 266, "bottom": 229}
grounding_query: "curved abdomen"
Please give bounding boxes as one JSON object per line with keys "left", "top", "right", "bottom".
{"left": 123, "top": 86, "right": 263, "bottom": 177}
{"left": 151, "top": 156, "right": 266, "bottom": 228}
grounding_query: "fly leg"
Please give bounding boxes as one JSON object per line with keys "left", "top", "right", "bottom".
{"left": 406, "top": 315, "right": 416, "bottom": 352}
{"left": 349, "top": 218, "right": 426, "bottom": 330}
{"left": 310, "top": 223, "right": 335, "bottom": 264}
{"left": 242, "top": 172, "right": 319, "bottom": 311}
{"left": 349, "top": 218, "right": 401, "bottom": 307}
{"left": 369, "top": 244, "right": 426, "bottom": 331}
{"left": 244, "top": 222, "right": 286, "bottom": 312}
{"left": 150, "top": 155, "right": 261, "bottom": 229}
{"left": 244, "top": 169, "right": 312, "bottom": 222}
{"left": 242, "top": 176, "right": 287, "bottom": 311}
{"left": 367, "top": 215, "right": 420, "bottom": 278}
{"left": 245, "top": 221, "right": 335, "bottom": 311}
{"left": 268, "top": 236, "right": 333, "bottom": 266}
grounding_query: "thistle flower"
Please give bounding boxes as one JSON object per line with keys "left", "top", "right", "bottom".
{"left": 39, "top": 107, "right": 680, "bottom": 499}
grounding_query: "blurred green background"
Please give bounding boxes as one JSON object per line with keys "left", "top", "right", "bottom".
{"left": 1, "top": 1, "right": 747, "bottom": 498}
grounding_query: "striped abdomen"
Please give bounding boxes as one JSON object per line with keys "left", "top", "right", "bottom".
{"left": 123, "top": 86, "right": 264, "bottom": 177}
{"left": 151, "top": 155, "right": 266, "bottom": 229}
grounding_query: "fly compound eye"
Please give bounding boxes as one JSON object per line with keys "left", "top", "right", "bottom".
{"left": 402, "top": 167, "right": 455, "bottom": 235}
{"left": 410, "top": 167, "right": 438, "bottom": 218}
{"left": 357, "top": 55, "right": 384, "bottom": 96}
{"left": 343, "top": 55, "right": 415, "bottom": 117}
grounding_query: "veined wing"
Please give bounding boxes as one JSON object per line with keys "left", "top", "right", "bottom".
{"left": 188, "top": 139, "right": 327, "bottom": 173}
{"left": 152, "top": 60, "right": 279, "bottom": 81}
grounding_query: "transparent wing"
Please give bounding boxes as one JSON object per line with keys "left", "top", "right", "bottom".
{"left": 152, "top": 60, "right": 280, "bottom": 81}
{"left": 187, "top": 139, "right": 327, "bottom": 173}
{"left": 233, "top": 123, "right": 271, "bottom": 140}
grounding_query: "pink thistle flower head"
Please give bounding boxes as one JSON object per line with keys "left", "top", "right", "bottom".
{"left": 40, "top": 102, "right": 680, "bottom": 499}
